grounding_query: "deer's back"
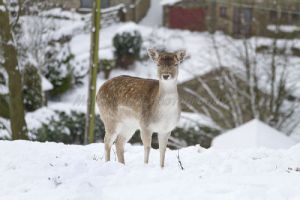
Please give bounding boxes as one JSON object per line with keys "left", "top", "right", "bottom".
{"left": 96, "top": 75, "right": 159, "bottom": 120}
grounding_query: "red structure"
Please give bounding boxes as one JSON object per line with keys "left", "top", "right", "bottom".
{"left": 168, "top": 6, "right": 207, "bottom": 31}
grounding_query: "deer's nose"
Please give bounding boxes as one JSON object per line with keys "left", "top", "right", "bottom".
{"left": 162, "top": 74, "right": 170, "bottom": 80}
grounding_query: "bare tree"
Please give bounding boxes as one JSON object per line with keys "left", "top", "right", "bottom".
{"left": 0, "top": 0, "right": 28, "bottom": 139}
{"left": 180, "top": 24, "right": 300, "bottom": 135}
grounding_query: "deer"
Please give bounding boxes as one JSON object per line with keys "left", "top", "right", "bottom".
{"left": 96, "top": 48, "right": 186, "bottom": 168}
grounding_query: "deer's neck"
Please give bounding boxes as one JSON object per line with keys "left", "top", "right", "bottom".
{"left": 158, "top": 80, "right": 178, "bottom": 98}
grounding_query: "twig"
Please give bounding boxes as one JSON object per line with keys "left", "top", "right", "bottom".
{"left": 177, "top": 150, "right": 184, "bottom": 170}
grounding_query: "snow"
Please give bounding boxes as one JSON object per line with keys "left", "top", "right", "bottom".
{"left": 101, "top": 4, "right": 125, "bottom": 14}
{"left": 161, "top": 0, "right": 182, "bottom": 6}
{"left": 0, "top": 118, "right": 10, "bottom": 139}
{"left": 0, "top": 129, "right": 9, "bottom": 138}
{"left": 1, "top": 140, "right": 300, "bottom": 200}
{"left": 41, "top": 8, "right": 83, "bottom": 21}
{"left": 25, "top": 102, "right": 89, "bottom": 133}
{"left": 0, "top": 84, "right": 8, "bottom": 95}
{"left": 140, "top": 0, "right": 163, "bottom": 27}
{"left": 41, "top": 76, "right": 53, "bottom": 91}
{"left": 115, "top": 22, "right": 142, "bottom": 35}
{"left": 25, "top": 107, "right": 57, "bottom": 131}
{"left": 212, "top": 119, "right": 296, "bottom": 149}
{"left": 0, "top": 5, "right": 6, "bottom": 12}
{"left": 267, "top": 25, "right": 300, "bottom": 33}
{"left": 0, "top": 68, "right": 8, "bottom": 94}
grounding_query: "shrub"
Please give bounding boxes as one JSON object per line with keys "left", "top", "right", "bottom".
{"left": 172, "top": 126, "right": 220, "bottom": 148}
{"left": 0, "top": 70, "right": 9, "bottom": 118}
{"left": 22, "top": 63, "right": 43, "bottom": 111}
{"left": 42, "top": 37, "right": 86, "bottom": 97}
{"left": 113, "top": 30, "right": 142, "bottom": 69}
{"left": 33, "top": 110, "right": 105, "bottom": 144}
{"left": 43, "top": 42, "right": 75, "bottom": 96}
{"left": 255, "top": 45, "right": 269, "bottom": 53}
{"left": 0, "top": 95, "right": 9, "bottom": 119}
{"left": 0, "top": 120, "right": 10, "bottom": 140}
{"left": 0, "top": 71, "right": 5, "bottom": 85}
{"left": 292, "top": 47, "right": 300, "bottom": 57}
{"left": 99, "top": 59, "right": 115, "bottom": 79}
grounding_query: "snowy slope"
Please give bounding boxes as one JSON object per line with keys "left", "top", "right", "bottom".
{"left": 1, "top": 140, "right": 300, "bottom": 200}
{"left": 212, "top": 119, "right": 296, "bottom": 149}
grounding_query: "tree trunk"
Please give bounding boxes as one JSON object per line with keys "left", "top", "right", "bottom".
{"left": 84, "top": 0, "right": 101, "bottom": 144}
{"left": 0, "top": 1, "right": 28, "bottom": 140}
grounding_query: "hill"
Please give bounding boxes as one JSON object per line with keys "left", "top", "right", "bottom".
{"left": 1, "top": 140, "right": 300, "bottom": 199}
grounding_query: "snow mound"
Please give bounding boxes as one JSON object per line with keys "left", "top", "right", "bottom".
{"left": 212, "top": 119, "right": 296, "bottom": 149}
{"left": 267, "top": 25, "right": 300, "bottom": 33}
{"left": 41, "top": 76, "right": 53, "bottom": 91}
{"left": 140, "top": 0, "right": 163, "bottom": 27}
{"left": 161, "top": 0, "right": 182, "bottom": 6}
{"left": 1, "top": 140, "right": 300, "bottom": 200}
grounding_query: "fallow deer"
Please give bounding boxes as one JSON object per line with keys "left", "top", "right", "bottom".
{"left": 96, "top": 49, "right": 186, "bottom": 167}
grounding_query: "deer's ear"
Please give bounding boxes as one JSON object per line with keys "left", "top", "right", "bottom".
{"left": 175, "top": 50, "right": 186, "bottom": 63}
{"left": 148, "top": 48, "right": 159, "bottom": 62}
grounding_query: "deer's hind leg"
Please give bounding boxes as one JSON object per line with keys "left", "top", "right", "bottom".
{"left": 115, "top": 135, "right": 126, "bottom": 164}
{"left": 103, "top": 121, "right": 118, "bottom": 162}
{"left": 115, "top": 123, "right": 136, "bottom": 164}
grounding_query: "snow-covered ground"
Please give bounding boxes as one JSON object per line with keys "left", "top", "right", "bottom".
{"left": 1, "top": 140, "right": 300, "bottom": 200}
{"left": 212, "top": 119, "right": 296, "bottom": 149}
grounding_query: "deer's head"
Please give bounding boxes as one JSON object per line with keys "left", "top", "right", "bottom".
{"left": 148, "top": 49, "right": 186, "bottom": 81}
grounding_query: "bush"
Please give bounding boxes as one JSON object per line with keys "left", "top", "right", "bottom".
{"left": 0, "top": 70, "right": 9, "bottom": 118}
{"left": 43, "top": 42, "right": 75, "bottom": 96}
{"left": 172, "top": 126, "right": 220, "bottom": 148}
{"left": 0, "top": 120, "right": 10, "bottom": 140}
{"left": 0, "top": 95, "right": 9, "bottom": 119}
{"left": 292, "top": 47, "right": 300, "bottom": 57}
{"left": 23, "top": 63, "right": 43, "bottom": 111}
{"left": 42, "top": 38, "right": 85, "bottom": 97}
{"left": 113, "top": 30, "right": 142, "bottom": 69}
{"left": 255, "top": 45, "right": 269, "bottom": 53}
{"left": 99, "top": 59, "right": 115, "bottom": 79}
{"left": 0, "top": 71, "right": 5, "bottom": 85}
{"left": 33, "top": 110, "right": 105, "bottom": 144}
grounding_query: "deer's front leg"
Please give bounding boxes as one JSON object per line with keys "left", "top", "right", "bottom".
{"left": 141, "top": 129, "right": 152, "bottom": 164}
{"left": 158, "top": 132, "right": 171, "bottom": 168}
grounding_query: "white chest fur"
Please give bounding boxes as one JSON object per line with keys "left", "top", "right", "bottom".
{"left": 149, "top": 90, "right": 180, "bottom": 133}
